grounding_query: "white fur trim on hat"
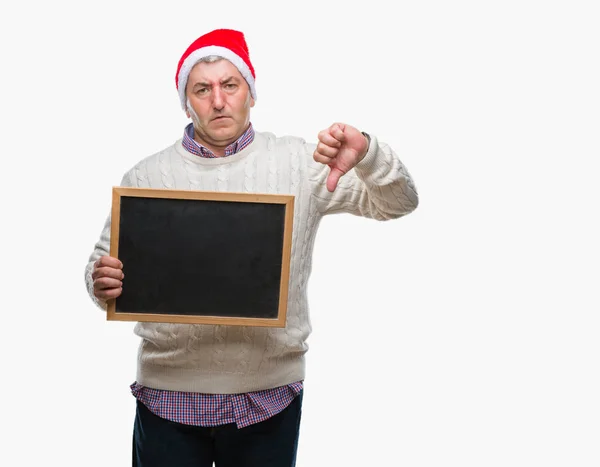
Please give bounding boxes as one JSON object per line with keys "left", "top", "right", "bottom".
{"left": 177, "top": 45, "right": 257, "bottom": 110}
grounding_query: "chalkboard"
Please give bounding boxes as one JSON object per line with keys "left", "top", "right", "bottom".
{"left": 107, "top": 187, "right": 294, "bottom": 326}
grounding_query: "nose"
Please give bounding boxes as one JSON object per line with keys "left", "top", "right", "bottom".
{"left": 212, "top": 87, "right": 225, "bottom": 111}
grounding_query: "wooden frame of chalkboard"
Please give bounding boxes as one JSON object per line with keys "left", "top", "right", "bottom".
{"left": 107, "top": 187, "right": 295, "bottom": 327}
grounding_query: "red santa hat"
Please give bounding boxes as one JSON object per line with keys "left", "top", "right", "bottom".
{"left": 175, "top": 29, "right": 257, "bottom": 110}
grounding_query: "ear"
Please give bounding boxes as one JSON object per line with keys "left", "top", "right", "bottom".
{"left": 250, "top": 96, "right": 255, "bottom": 108}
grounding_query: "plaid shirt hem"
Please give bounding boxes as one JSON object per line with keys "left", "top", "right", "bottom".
{"left": 131, "top": 381, "right": 303, "bottom": 428}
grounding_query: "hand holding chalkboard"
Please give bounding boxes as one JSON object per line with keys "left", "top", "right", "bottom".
{"left": 92, "top": 256, "right": 124, "bottom": 301}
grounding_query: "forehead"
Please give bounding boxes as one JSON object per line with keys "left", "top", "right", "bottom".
{"left": 188, "top": 59, "right": 244, "bottom": 84}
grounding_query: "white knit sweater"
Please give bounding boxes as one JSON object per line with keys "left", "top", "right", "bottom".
{"left": 85, "top": 130, "right": 418, "bottom": 394}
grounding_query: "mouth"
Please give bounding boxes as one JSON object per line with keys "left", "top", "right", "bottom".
{"left": 212, "top": 116, "right": 230, "bottom": 121}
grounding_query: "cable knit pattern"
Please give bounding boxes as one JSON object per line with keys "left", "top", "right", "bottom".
{"left": 158, "top": 149, "right": 175, "bottom": 189}
{"left": 84, "top": 131, "right": 418, "bottom": 394}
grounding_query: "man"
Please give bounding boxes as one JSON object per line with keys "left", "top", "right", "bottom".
{"left": 85, "top": 28, "right": 419, "bottom": 467}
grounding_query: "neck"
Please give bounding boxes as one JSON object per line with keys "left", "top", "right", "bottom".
{"left": 193, "top": 123, "right": 250, "bottom": 157}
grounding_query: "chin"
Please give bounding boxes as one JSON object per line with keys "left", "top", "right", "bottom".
{"left": 214, "top": 126, "right": 238, "bottom": 137}
{"left": 205, "top": 132, "right": 233, "bottom": 145}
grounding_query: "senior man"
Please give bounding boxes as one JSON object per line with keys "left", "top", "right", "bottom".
{"left": 85, "top": 28, "right": 419, "bottom": 467}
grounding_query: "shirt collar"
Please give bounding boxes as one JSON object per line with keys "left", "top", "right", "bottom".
{"left": 182, "top": 122, "right": 255, "bottom": 158}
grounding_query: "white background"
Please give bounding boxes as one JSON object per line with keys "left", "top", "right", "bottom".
{"left": 1, "top": 0, "right": 599, "bottom": 466}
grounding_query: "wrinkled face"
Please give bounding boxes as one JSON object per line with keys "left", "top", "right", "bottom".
{"left": 185, "top": 59, "right": 255, "bottom": 154}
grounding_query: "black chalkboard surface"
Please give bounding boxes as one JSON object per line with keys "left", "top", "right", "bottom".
{"left": 107, "top": 187, "right": 294, "bottom": 326}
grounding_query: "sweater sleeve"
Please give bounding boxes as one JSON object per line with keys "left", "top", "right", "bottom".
{"left": 84, "top": 171, "right": 135, "bottom": 311}
{"left": 306, "top": 134, "right": 419, "bottom": 219}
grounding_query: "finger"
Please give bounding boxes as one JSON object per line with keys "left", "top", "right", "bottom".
{"left": 92, "top": 266, "right": 125, "bottom": 281}
{"left": 96, "top": 256, "right": 123, "bottom": 270}
{"left": 95, "top": 287, "right": 123, "bottom": 301}
{"left": 329, "top": 123, "right": 346, "bottom": 144}
{"left": 316, "top": 142, "right": 339, "bottom": 158}
{"left": 313, "top": 152, "right": 335, "bottom": 165}
{"left": 317, "top": 130, "right": 342, "bottom": 148}
{"left": 327, "top": 167, "right": 344, "bottom": 192}
{"left": 94, "top": 277, "right": 123, "bottom": 290}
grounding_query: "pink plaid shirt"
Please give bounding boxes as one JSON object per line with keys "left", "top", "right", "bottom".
{"left": 131, "top": 122, "right": 303, "bottom": 428}
{"left": 131, "top": 381, "right": 303, "bottom": 428}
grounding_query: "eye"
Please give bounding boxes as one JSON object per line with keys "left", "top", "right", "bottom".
{"left": 195, "top": 88, "right": 209, "bottom": 95}
{"left": 224, "top": 83, "right": 238, "bottom": 90}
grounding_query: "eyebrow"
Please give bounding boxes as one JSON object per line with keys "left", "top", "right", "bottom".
{"left": 192, "top": 76, "right": 240, "bottom": 89}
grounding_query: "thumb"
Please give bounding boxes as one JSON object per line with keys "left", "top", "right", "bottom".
{"left": 327, "top": 166, "right": 344, "bottom": 192}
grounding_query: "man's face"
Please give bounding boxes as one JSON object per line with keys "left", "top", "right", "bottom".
{"left": 185, "top": 59, "right": 255, "bottom": 153}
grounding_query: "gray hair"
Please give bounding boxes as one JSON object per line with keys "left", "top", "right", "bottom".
{"left": 197, "top": 55, "right": 225, "bottom": 64}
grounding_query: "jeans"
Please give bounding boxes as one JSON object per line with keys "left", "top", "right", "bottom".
{"left": 132, "top": 391, "right": 303, "bottom": 467}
